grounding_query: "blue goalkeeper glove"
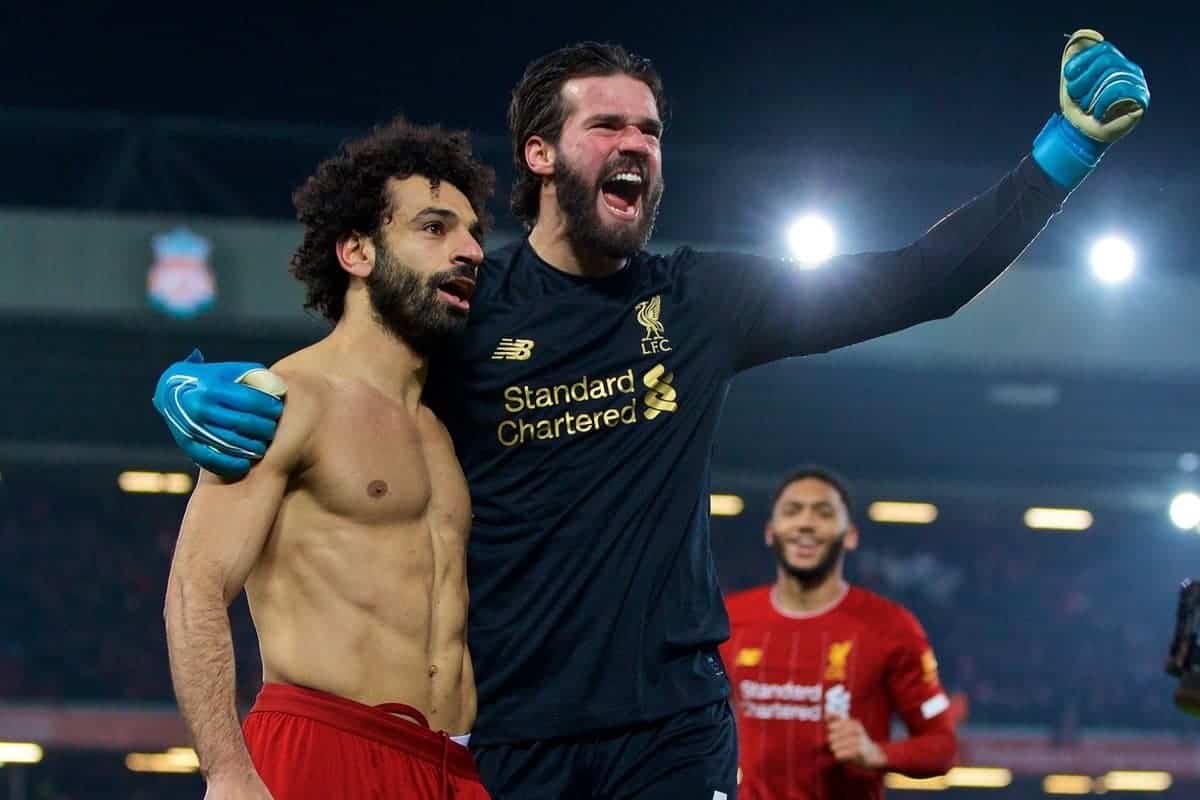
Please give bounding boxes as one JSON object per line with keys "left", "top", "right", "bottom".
{"left": 151, "top": 349, "right": 287, "bottom": 479}
{"left": 1033, "top": 28, "right": 1149, "bottom": 190}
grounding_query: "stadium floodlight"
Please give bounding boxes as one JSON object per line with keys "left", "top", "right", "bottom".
{"left": 1169, "top": 492, "right": 1200, "bottom": 532}
{"left": 1089, "top": 235, "right": 1136, "bottom": 284}
{"left": 786, "top": 214, "right": 836, "bottom": 266}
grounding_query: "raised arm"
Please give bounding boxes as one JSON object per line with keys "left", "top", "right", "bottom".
{"left": 689, "top": 29, "right": 1147, "bottom": 371}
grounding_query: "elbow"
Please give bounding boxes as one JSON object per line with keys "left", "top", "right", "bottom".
{"left": 930, "top": 731, "right": 960, "bottom": 776}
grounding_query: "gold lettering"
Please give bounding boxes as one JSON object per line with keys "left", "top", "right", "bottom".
{"left": 497, "top": 419, "right": 519, "bottom": 446}
{"left": 552, "top": 384, "right": 570, "bottom": 406}
{"left": 575, "top": 412, "right": 593, "bottom": 434}
{"left": 571, "top": 377, "right": 591, "bottom": 402}
{"left": 503, "top": 386, "right": 526, "bottom": 414}
{"left": 590, "top": 380, "right": 609, "bottom": 400}
{"left": 520, "top": 418, "right": 536, "bottom": 442}
{"left": 534, "top": 387, "right": 554, "bottom": 408}
{"left": 603, "top": 408, "right": 621, "bottom": 427}
{"left": 621, "top": 398, "right": 638, "bottom": 424}
{"left": 536, "top": 419, "right": 554, "bottom": 440}
{"left": 617, "top": 369, "right": 635, "bottom": 393}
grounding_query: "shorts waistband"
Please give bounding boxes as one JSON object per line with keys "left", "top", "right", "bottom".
{"left": 248, "top": 683, "right": 478, "bottom": 779}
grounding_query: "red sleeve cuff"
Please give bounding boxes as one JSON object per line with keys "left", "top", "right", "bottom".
{"left": 881, "top": 731, "right": 958, "bottom": 778}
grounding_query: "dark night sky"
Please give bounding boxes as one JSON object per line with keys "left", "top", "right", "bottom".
{"left": 0, "top": 1, "right": 1191, "bottom": 261}
{"left": 2, "top": 3, "right": 1183, "bottom": 142}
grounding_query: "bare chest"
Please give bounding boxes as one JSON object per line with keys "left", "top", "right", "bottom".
{"left": 301, "top": 391, "right": 470, "bottom": 534}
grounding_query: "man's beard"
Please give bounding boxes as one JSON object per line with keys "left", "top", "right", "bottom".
{"left": 365, "top": 241, "right": 470, "bottom": 356}
{"left": 772, "top": 530, "right": 848, "bottom": 586}
{"left": 555, "top": 154, "right": 663, "bottom": 260}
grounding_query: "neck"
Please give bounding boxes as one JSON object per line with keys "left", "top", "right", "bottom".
{"left": 772, "top": 567, "right": 849, "bottom": 615}
{"left": 324, "top": 286, "right": 428, "bottom": 411}
{"left": 527, "top": 191, "right": 627, "bottom": 278}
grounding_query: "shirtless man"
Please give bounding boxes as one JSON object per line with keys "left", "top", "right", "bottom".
{"left": 163, "top": 118, "right": 494, "bottom": 799}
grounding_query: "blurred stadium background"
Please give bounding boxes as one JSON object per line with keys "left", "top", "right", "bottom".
{"left": 2, "top": 3, "right": 1198, "bottom": 798}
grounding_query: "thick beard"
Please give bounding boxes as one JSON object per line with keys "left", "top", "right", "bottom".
{"left": 555, "top": 154, "right": 663, "bottom": 260}
{"left": 772, "top": 530, "right": 847, "bottom": 587}
{"left": 365, "top": 240, "right": 468, "bottom": 357}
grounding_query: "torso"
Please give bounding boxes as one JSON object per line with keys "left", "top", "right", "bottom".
{"left": 426, "top": 241, "right": 738, "bottom": 741}
{"left": 245, "top": 352, "right": 474, "bottom": 734}
{"left": 722, "top": 586, "right": 900, "bottom": 800}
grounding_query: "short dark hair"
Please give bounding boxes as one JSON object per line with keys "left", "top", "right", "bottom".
{"left": 770, "top": 466, "right": 854, "bottom": 516}
{"left": 507, "top": 41, "right": 667, "bottom": 228}
{"left": 290, "top": 117, "right": 495, "bottom": 323}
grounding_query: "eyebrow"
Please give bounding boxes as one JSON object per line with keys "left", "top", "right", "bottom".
{"left": 583, "top": 113, "right": 663, "bottom": 136}
{"left": 412, "top": 207, "right": 485, "bottom": 244}
{"left": 783, "top": 500, "right": 835, "bottom": 509}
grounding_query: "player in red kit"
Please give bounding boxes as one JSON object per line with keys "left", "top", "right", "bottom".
{"left": 721, "top": 467, "right": 957, "bottom": 800}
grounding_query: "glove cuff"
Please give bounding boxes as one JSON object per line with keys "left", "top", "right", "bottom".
{"left": 1032, "top": 113, "right": 1109, "bottom": 191}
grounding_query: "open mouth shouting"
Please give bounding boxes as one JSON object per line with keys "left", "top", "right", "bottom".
{"left": 600, "top": 167, "right": 645, "bottom": 221}
{"left": 436, "top": 274, "right": 476, "bottom": 313}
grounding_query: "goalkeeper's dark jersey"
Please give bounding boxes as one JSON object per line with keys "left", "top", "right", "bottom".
{"left": 426, "top": 156, "right": 1066, "bottom": 746}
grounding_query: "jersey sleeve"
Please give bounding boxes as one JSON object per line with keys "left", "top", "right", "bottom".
{"left": 881, "top": 609, "right": 957, "bottom": 776}
{"left": 684, "top": 156, "right": 1067, "bottom": 371}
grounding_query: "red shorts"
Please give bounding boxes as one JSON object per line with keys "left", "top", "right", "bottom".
{"left": 243, "top": 682, "right": 489, "bottom": 800}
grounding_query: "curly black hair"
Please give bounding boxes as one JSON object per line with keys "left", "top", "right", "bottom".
{"left": 508, "top": 42, "right": 667, "bottom": 229}
{"left": 290, "top": 117, "right": 495, "bottom": 323}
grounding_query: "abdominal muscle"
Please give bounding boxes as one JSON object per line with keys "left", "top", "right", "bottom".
{"left": 245, "top": 493, "right": 475, "bottom": 734}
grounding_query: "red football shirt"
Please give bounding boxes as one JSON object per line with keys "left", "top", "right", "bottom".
{"left": 721, "top": 585, "right": 955, "bottom": 800}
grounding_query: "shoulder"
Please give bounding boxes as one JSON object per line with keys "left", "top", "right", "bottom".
{"left": 725, "top": 584, "right": 773, "bottom": 622}
{"left": 472, "top": 239, "right": 528, "bottom": 303}
{"left": 257, "top": 349, "right": 334, "bottom": 470}
{"left": 634, "top": 246, "right": 696, "bottom": 277}
{"left": 479, "top": 239, "right": 525, "bottom": 277}
{"left": 847, "top": 586, "right": 928, "bottom": 644}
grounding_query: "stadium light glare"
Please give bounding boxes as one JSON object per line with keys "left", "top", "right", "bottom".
{"left": 0, "top": 742, "right": 42, "bottom": 765}
{"left": 1024, "top": 507, "right": 1093, "bottom": 532}
{"left": 710, "top": 494, "right": 744, "bottom": 517}
{"left": 1169, "top": 492, "right": 1200, "bottom": 531}
{"left": 1089, "top": 235, "right": 1136, "bottom": 284}
{"left": 126, "top": 747, "right": 199, "bottom": 774}
{"left": 945, "top": 767, "right": 1013, "bottom": 788}
{"left": 786, "top": 214, "right": 836, "bottom": 266}
{"left": 884, "top": 773, "right": 949, "bottom": 791}
{"left": 118, "top": 471, "right": 194, "bottom": 495}
{"left": 1043, "top": 774, "right": 1093, "bottom": 795}
{"left": 868, "top": 501, "right": 938, "bottom": 525}
{"left": 1100, "top": 770, "right": 1172, "bottom": 792}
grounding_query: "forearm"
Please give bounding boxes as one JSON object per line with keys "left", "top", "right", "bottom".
{"left": 880, "top": 729, "right": 957, "bottom": 777}
{"left": 861, "top": 156, "right": 1066, "bottom": 329}
{"left": 164, "top": 575, "right": 256, "bottom": 780}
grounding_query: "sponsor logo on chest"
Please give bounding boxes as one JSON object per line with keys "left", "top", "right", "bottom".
{"left": 735, "top": 639, "right": 856, "bottom": 722}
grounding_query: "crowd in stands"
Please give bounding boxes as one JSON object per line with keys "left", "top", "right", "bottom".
{"left": 2, "top": 474, "right": 1199, "bottom": 797}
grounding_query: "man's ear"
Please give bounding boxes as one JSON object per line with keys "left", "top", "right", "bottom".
{"left": 336, "top": 231, "right": 375, "bottom": 278}
{"left": 525, "top": 135, "right": 556, "bottom": 178}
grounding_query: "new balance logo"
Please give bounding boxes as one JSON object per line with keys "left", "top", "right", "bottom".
{"left": 492, "top": 338, "right": 535, "bottom": 361}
